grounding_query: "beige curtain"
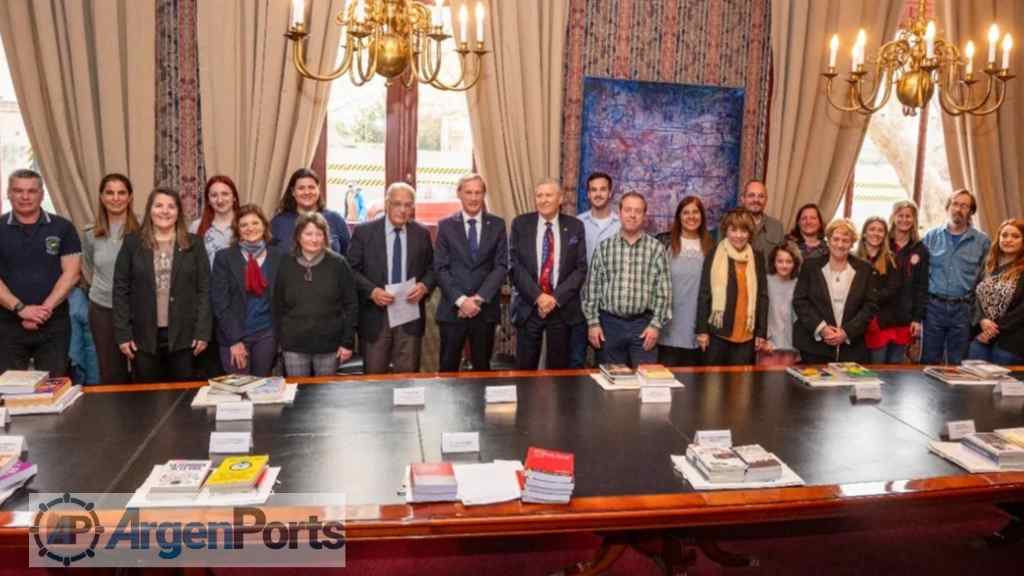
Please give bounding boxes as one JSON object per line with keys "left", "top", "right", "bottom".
{"left": 451, "top": 0, "right": 568, "bottom": 218}
{"left": 938, "top": 0, "right": 1024, "bottom": 233}
{"left": 197, "top": 0, "right": 343, "bottom": 217}
{"left": 766, "top": 0, "right": 904, "bottom": 228}
{"left": 0, "top": 0, "right": 156, "bottom": 226}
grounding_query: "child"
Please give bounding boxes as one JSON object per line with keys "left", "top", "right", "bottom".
{"left": 757, "top": 243, "right": 802, "bottom": 366}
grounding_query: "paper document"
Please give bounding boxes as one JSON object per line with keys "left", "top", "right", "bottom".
{"left": 386, "top": 278, "right": 420, "bottom": 328}
{"left": 453, "top": 460, "right": 523, "bottom": 506}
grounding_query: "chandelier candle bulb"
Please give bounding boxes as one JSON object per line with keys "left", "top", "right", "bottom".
{"left": 1002, "top": 34, "right": 1012, "bottom": 70}
{"left": 829, "top": 34, "right": 838, "bottom": 69}
{"left": 925, "top": 21, "right": 935, "bottom": 58}
{"left": 459, "top": 4, "right": 468, "bottom": 44}
{"left": 356, "top": 0, "right": 366, "bottom": 23}
{"left": 965, "top": 41, "right": 975, "bottom": 77}
{"left": 291, "top": 0, "right": 304, "bottom": 27}
{"left": 989, "top": 24, "right": 999, "bottom": 65}
{"left": 475, "top": 2, "right": 485, "bottom": 44}
{"left": 433, "top": 0, "right": 442, "bottom": 27}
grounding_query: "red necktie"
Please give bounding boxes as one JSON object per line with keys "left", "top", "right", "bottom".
{"left": 540, "top": 222, "right": 554, "bottom": 294}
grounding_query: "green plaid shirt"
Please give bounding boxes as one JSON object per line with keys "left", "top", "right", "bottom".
{"left": 583, "top": 232, "right": 671, "bottom": 329}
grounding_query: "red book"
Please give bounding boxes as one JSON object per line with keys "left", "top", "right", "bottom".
{"left": 410, "top": 462, "right": 457, "bottom": 489}
{"left": 524, "top": 447, "right": 574, "bottom": 478}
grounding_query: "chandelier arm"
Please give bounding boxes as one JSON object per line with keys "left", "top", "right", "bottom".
{"left": 940, "top": 69, "right": 996, "bottom": 115}
{"left": 852, "top": 68, "right": 894, "bottom": 114}
{"left": 965, "top": 80, "right": 1010, "bottom": 116}
{"left": 289, "top": 32, "right": 352, "bottom": 82}
{"left": 417, "top": 36, "right": 444, "bottom": 85}
{"left": 435, "top": 50, "right": 473, "bottom": 90}
{"left": 353, "top": 31, "right": 381, "bottom": 85}
{"left": 822, "top": 76, "right": 871, "bottom": 113}
{"left": 431, "top": 53, "right": 483, "bottom": 92}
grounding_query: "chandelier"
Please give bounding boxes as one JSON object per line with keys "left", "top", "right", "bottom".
{"left": 287, "top": 0, "right": 488, "bottom": 91}
{"left": 822, "top": 0, "right": 1014, "bottom": 117}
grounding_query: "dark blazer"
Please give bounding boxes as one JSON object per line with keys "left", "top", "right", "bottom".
{"left": 509, "top": 213, "right": 587, "bottom": 325}
{"left": 888, "top": 239, "right": 930, "bottom": 326}
{"left": 348, "top": 217, "right": 436, "bottom": 340}
{"left": 792, "top": 255, "right": 878, "bottom": 360}
{"left": 113, "top": 233, "right": 212, "bottom": 354}
{"left": 209, "top": 244, "right": 284, "bottom": 346}
{"left": 433, "top": 211, "right": 508, "bottom": 324}
{"left": 868, "top": 254, "right": 904, "bottom": 329}
{"left": 695, "top": 247, "right": 769, "bottom": 339}
{"left": 972, "top": 262, "right": 1024, "bottom": 358}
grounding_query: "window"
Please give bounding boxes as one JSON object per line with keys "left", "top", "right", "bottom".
{"left": 323, "top": 5, "right": 473, "bottom": 225}
{"left": 0, "top": 41, "right": 49, "bottom": 214}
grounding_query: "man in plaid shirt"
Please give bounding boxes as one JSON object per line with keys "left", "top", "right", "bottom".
{"left": 582, "top": 192, "right": 671, "bottom": 367}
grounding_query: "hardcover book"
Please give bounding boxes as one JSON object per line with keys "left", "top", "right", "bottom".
{"left": 204, "top": 455, "right": 270, "bottom": 493}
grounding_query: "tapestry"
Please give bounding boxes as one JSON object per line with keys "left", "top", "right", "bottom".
{"left": 578, "top": 77, "right": 744, "bottom": 231}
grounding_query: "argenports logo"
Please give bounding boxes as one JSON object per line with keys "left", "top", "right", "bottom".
{"left": 29, "top": 492, "right": 104, "bottom": 566}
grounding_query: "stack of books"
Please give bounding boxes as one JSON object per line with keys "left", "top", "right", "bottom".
{"left": 598, "top": 364, "right": 637, "bottom": 385}
{"left": 923, "top": 366, "right": 1010, "bottom": 386}
{"left": 962, "top": 432, "right": 1024, "bottom": 469}
{"left": 961, "top": 360, "right": 1012, "bottom": 379}
{"left": 684, "top": 444, "right": 748, "bottom": 483}
{"left": 147, "top": 460, "right": 212, "bottom": 499}
{"left": 637, "top": 364, "right": 677, "bottom": 386}
{"left": 0, "top": 436, "right": 36, "bottom": 497}
{"left": 3, "top": 377, "right": 74, "bottom": 409}
{"left": 244, "top": 377, "right": 289, "bottom": 403}
{"left": 199, "top": 375, "right": 291, "bottom": 404}
{"left": 408, "top": 462, "right": 458, "bottom": 503}
{"left": 521, "top": 447, "right": 575, "bottom": 504}
{"left": 209, "top": 375, "right": 266, "bottom": 396}
{"left": 824, "top": 363, "right": 884, "bottom": 384}
{"left": 0, "top": 370, "right": 48, "bottom": 395}
{"left": 203, "top": 455, "right": 270, "bottom": 494}
{"left": 732, "top": 444, "right": 783, "bottom": 481}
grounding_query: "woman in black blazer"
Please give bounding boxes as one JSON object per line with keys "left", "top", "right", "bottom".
{"left": 210, "top": 205, "right": 283, "bottom": 376}
{"left": 793, "top": 219, "right": 878, "bottom": 364}
{"left": 113, "top": 188, "right": 211, "bottom": 383}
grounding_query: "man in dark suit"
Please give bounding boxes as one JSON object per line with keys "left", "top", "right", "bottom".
{"left": 434, "top": 173, "right": 508, "bottom": 371}
{"left": 348, "top": 182, "right": 435, "bottom": 374}
{"left": 510, "top": 178, "right": 587, "bottom": 369}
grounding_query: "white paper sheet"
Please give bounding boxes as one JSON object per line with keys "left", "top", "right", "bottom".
{"left": 452, "top": 461, "right": 523, "bottom": 506}
{"left": 670, "top": 455, "right": 805, "bottom": 490}
{"left": 126, "top": 465, "right": 280, "bottom": 508}
{"left": 386, "top": 278, "right": 420, "bottom": 328}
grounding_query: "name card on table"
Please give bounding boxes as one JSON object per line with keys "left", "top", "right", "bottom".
{"left": 0, "top": 408, "right": 9, "bottom": 426}
{"left": 640, "top": 386, "right": 672, "bottom": 404}
{"left": 393, "top": 387, "right": 426, "bottom": 406}
{"left": 945, "top": 419, "right": 976, "bottom": 440}
{"left": 216, "top": 401, "right": 254, "bottom": 421}
{"left": 851, "top": 382, "right": 882, "bottom": 401}
{"left": 209, "top": 431, "right": 252, "bottom": 454}
{"left": 695, "top": 429, "right": 732, "bottom": 448}
{"left": 996, "top": 380, "right": 1024, "bottom": 397}
{"left": 441, "top": 432, "right": 480, "bottom": 453}
{"left": 485, "top": 385, "right": 518, "bottom": 404}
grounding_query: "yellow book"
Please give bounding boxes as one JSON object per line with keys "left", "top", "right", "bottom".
{"left": 204, "top": 455, "right": 269, "bottom": 492}
{"left": 996, "top": 428, "right": 1024, "bottom": 449}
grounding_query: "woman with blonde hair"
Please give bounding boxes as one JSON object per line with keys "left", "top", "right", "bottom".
{"left": 886, "top": 200, "right": 930, "bottom": 363}
{"left": 856, "top": 217, "right": 904, "bottom": 364}
{"left": 793, "top": 219, "right": 878, "bottom": 363}
{"left": 968, "top": 219, "right": 1024, "bottom": 364}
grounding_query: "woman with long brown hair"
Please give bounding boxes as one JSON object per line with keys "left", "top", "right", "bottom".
{"left": 270, "top": 168, "right": 350, "bottom": 255}
{"left": 855, "top": 216, "right": 904, "bottom": 364}
{"left": 658, "top": 196, "right": 714, "bottom": 366}
{"left": 113, "top": 189, "right": 211, "bottom": 382}
{"left": 787, "top": 203, "right": 827, "bottom": 261}
{"left": 968, "top": 219, "right": 1024, "bottom": 364}
{"left": 81, "top": 173, "right": 141, "bottom": 383}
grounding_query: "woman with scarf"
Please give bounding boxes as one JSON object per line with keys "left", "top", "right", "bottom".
{"left": 696, "top": 208, "right": 769, "bottom": 366}
{"left": 210, "top": 205, "right": 283, "bottom": 376}
{"left": 272, "top": 212, "right": 358, "bottom": 376}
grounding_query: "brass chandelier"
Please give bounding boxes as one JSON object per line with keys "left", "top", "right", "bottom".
{"left": 823, "top": 0, "right": 1014, "bottom": 117}
{"left": 287, "top": 0, "right": 488, "bottom": 91}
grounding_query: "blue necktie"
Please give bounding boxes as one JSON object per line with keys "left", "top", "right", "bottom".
{"left": 467, "top": 218, "right": 479, "bottom": 261}
{"left": 392, "top": 228, "right": 403, "bottom": 284}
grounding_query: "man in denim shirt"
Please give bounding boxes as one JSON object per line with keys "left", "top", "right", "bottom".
{"left": 921, "top": 189, "right": 991, "bottom": 364}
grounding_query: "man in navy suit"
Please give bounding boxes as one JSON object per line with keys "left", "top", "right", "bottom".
{"left": 509, "top": 178, "right": 587, "bottom": 370}
{"left": 348, "top": 182, "right": 435, "bottom": 374}
{"left": 434, "top": 174, "right": 508, "bottom": 371}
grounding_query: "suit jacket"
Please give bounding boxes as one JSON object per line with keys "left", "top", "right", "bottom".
{"left": 792, "top": 255, "right": 878, "bottom": 360}
{"left": 113, "top": 233, "right": 212, "bottom": 354}
{"left": 348, "top": 217, "right": 436, "bottom": 340}
{"left": 509, "top": 212, "right": 587, "bottom": 325}
{"left": 209, "top": 244, "right": 284, "bottom": 346}
{"left": 433, "top": 211, "right": 508, "bottom": 324}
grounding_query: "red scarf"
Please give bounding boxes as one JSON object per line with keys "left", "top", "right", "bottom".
{"left": 245, "top": 253, "right": 268, "bottom": 296}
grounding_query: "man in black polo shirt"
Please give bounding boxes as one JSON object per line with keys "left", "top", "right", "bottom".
{"left": 0, "top": 169, "right": 82, "bottom": 376}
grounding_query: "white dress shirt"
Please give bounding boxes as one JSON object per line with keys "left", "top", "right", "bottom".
{"left": 536, "top": 214, "right": 561, "bottom": 291}
{"left": 815, "top": 260, "right": 856, "bottom": 340}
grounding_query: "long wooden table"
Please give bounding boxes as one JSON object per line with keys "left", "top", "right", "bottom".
{"left": 2, "top": 366, "right": 1023, "bottom": 568}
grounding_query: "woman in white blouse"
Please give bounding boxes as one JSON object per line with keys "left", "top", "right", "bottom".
{"left": 792, "top": 219, "right": 878, "bottom": 364}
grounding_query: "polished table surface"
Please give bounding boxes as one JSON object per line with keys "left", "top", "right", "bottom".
{"left": 2, "top": 366, "right": 1024, "bottom": 540}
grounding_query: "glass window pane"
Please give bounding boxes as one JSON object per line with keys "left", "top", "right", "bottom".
{"left": 0, "top": 41, "right": 51, "bottom": 215}
{"left": 326, "top": 70, "right": 387, "bottom": 223}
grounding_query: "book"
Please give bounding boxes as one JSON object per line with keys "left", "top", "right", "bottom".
{"left": 0, "top": 371, "right": 48, "bottom": 395}
{"left": 0, "top": 460, "right": 36, "bottom": 491}
{"left": 149, "top": 460, "right": 212, "bottom": 497}
{"left": 0, "top": 452, "right": 19, "bottom": 476}
{"left": 244, "top": 377, "right": 287, "bottom": 402}
{"left": 685, "top": 444, "right": 747, "bottom": 483}
{"left": 732, "top": 444, "right": 783, "bottom": 482}
{"left": 995, "top": 427, "right": 1024, "bottom": 449}
{"left": 209, "top": 374, "right": 265, "bottom": 395}
{"left": 637, "top": 364, "right": 678, "bottom": 386}
{"left": 961, "top": 360, "right": 1012, "bottom": 379}
{"left": 923, "top": 366, "right": 1007, "bottom": 386}
{"left": 826, "top": 362, "right": 878, "bottom": 379}
{"left": 3, "top": 377, "right": 72, "bottom": 408}
{"left": 599, "top": 364, "right": 637, "bottom": 382}
{"left": 523, "top": 447, "right": 575, "bottom": 504}
{"left": 408, "top": 462, "right": 458, "bottom": 502}
{"left": 204, "top": 455, "right": 270, "bottom": 493}
{"left": 961, "top": 432, "right": 1024, "bottom": 469}
{"left": 785, "top": 367, "right": 847, "bottom": 387}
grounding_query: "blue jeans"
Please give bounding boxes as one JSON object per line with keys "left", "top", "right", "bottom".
{"left": 569, "top": 322, "right": 588, "bottom": 368}
{"left": 598, "top": 312, "right": 657, "bottom": 368}
{"left": 868, "top": 343, "right": 907, "bottom": 365}
{"left": 967, "top": 340, "right": 1024, "bottom": 364}
{"left": 922, "top": 299, "right": 971, "bottom": 365}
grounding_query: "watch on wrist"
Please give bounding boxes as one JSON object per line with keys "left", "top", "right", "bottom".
{"left": 12, "top": 302, "right": 24, "bottom": 314}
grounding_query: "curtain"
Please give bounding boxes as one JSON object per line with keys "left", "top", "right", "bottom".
{"left": 0, "top": 0, "right": 156, "bottom": 226}
{"left": 938, "top": 0, "right": 1024, "bottom": 233}
{"left": 766, "top": 0, "right": 904, "bottom": 228}
{"left": 197, "top": 0, "right": 343, "bottom": 217}
{"left": 451, "top": 0, "right": 568, "bottom": 218}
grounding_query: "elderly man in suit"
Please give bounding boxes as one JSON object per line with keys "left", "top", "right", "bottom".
{"left": 348, "top": 182, "right": 435, "bottom": 374}
{"left": 509, "top": 178, "right": 587, "bottom": 370}
{"left": 433, "top": 173, "right": 508, "bottom": 372}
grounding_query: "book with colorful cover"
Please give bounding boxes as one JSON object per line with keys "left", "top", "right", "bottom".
{"left": 0, "top": 460, "right": 36, "bottom": 491}
{"left": 204, "top": 455, "right": 269, "bottom": 493}
{"left": 995, "top": 427, "right": 1024, "bottom": 449}
{"left": 923, "top": 366, "right": 1006, "bottom": 386}
{"left": 524, "top": 447, "right": 575, "bottom": 484}
{"left": 0, "top": 452, "right": 18, "bottom": 476}
{"left": 599, "top": 364, "right": 637, "bottom": 381}
{"left": 962, "top": 432, "right": 1024, "bottom": 468}
{"left": 637, "top": 364, "right": 675, "bottom": 380}
{"left": 410, "top": 462, "right": 457, "bottom": 491}
{"left": 209, "top": 374, "right": 265, "bottom": 395}
{"left": 825, "top": 363, "right": 880, "bottom": 380}
{"left": 244, "top": 377, "right": 287, "bottom": 401}
{"left": 149, "top": 460, "right": 212, "bottom": 496}
{"left": 3, "top": 377, "right": 72, "bottom": 408}
{"left": 0, "top": 371, "right": 48, "bottom": 395}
